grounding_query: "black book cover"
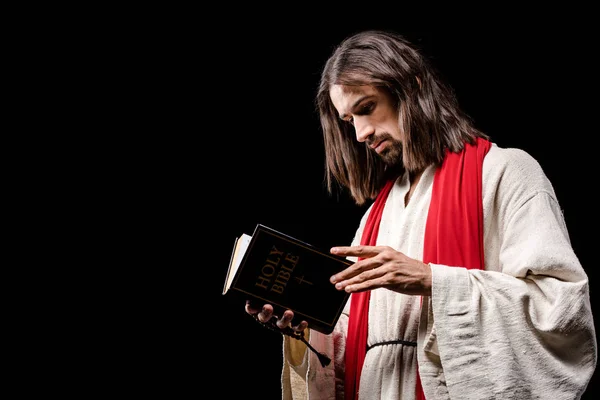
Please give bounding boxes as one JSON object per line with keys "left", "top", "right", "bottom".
{"left": 223, "top": 224, "right": 352, "bottom": 334}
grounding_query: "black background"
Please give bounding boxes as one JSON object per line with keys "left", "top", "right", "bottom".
{"left": 94, "top": 13, "right": 598, "bottom": 399}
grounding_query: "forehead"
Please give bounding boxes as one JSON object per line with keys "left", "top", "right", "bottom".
{"left": 329, "top": 84, "right": 380, "bottom": 113}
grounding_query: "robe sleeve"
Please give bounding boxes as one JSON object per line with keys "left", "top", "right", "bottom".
{"left": 418, "top": 147, "right": 597, "bottom": 399}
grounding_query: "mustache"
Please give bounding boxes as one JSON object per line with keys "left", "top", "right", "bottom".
{"left": 366, "top": 133, "right": 394, "bottom": 147}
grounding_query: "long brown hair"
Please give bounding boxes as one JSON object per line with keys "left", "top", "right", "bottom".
{"left": 316, "top": 30, "right": 489, "bottom": 205}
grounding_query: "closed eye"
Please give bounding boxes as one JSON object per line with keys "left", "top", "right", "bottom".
{"left": 341, "top": 101, "right": 376, "bottom": 126}
{"left": 355, "top": 101, "right": 375, "bottom": 116}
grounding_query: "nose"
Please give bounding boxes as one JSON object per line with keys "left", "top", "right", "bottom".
{"left": 354, "top": 117, "right": 374, "bottom": 143}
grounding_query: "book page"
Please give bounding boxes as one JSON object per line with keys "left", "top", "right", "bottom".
{"left": 223, "top": 233, "right": 252, "bottom": 294}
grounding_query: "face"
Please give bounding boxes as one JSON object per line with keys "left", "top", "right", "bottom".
{"left": 329, "top": 84, "right": 403, "bottom": 166}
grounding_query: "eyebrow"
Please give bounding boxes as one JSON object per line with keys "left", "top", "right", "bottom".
{"left": 339, "top": 95, "right": 372, "bottom": 120}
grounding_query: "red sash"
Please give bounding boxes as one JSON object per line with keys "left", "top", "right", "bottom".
{"left": 345, "top": 138, "right": 491, "bottom": 399}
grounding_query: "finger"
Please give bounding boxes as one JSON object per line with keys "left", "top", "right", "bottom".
{"left": 330, "top": 245, "right": 385, "bottom": 258}
{"left": 291, "top": 320, "right": 308, "bottom": 332}
{"left": 334, "top": 266, "right": 386, "bottom": 291}
{"left": 256, "top": 304, "right": 274, "bottom": 322}
{"left": 344, "top": 277, "right": 385, "bottom": 293}
{"left": 343, "top": 270, "right": 388, "bottom": 292}
{"left": 245, "top": 300, "right": 262, "bottom": 315}
{"left": 330, "top": 257, "right": 381, "bottom": 284}
{"left": 276, "top": 310, "right": 294, "bottom": 329}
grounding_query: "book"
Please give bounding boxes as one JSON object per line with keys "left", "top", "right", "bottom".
{"left": 223, "top": 224, "right": 352, "bottom": 335}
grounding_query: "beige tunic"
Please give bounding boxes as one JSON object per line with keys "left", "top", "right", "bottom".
{"left": 281, "top": 144, "right": 597, "bottom": 399}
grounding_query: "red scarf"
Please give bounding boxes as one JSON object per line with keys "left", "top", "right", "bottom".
{"left": 345, "top": 138, "right": 491, "bottom": 399}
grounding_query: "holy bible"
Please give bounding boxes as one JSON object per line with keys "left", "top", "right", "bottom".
{"left": 223, "top": 224, "right": 352, "bottom": 335}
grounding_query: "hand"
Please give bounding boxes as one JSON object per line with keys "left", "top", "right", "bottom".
{"left": 245, "top": 301, "right": 308, "bottom": 332}
{"left": 329, "top": 245, "right": 432, "bottom": 296}
{"left": 245, "top": 301, "right": 331, "bottom": 368}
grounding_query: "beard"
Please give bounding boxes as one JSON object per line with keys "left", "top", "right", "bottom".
{"left": 368, "top": 133, "right": 403, "bottom": 167}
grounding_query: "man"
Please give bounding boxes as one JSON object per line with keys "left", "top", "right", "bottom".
{"left": 246, "top": 30, "right": 597, "bottom": 399}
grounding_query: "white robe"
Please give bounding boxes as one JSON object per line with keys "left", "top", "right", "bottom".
{"left": 281, "top": 144, "right": 597, "bottom": 399}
